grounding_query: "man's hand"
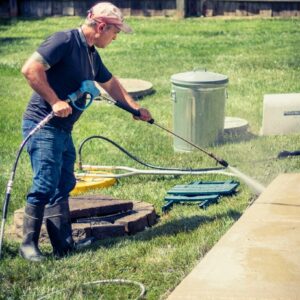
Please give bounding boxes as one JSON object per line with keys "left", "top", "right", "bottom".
{"left": 52, "top": 100, "right": 72, "bottom": 118}
{"left": 100, "top": 77, "right": 153, "bottom": 123}
{"left": 133, "top": 108, "right": 153, "bottom": 122}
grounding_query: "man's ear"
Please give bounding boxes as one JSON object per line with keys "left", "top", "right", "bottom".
{"left": 97, "top": 22, "right": 106, "bottom": 33}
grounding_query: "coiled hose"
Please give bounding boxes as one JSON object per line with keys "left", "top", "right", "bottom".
{"left": 78, "top": 135, "right": 225, "bottom": 172}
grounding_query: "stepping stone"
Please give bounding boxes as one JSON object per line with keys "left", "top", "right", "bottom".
{"left": 72, "top": 201, "right": 157, "bottom": 239}
{"left": 12, "top": 195, "right": 157, "bottom": 243}
{"left": 117, "top": 78, "right": 154, "bottom": 99}
{"left": 224, "top": 116, "right": 249, "bottom": 135}
{"left": 72, "top": 223, "right": 126, "bottom": 240}
{"left": 96, "top": 78, "right": 153, "bottom": 100}
{"left": 69, "top": 195, "right": 133, "bottom": 219}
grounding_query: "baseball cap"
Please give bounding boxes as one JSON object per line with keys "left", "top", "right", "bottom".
{"left": 87, "top": 2, "right": 132, "bottom": 33}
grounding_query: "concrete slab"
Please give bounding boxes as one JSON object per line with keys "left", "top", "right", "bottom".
{"left": 117, "top": 78, "right": 153, "bottom": 99}
{"left": 96, "top": 78, "right": 153, "bottom": 99}
{"left": 224, "top": 116, "right": 249, "bottom": 135}
{"left": 167, "top": 173, "right": 300, "bottom": 300}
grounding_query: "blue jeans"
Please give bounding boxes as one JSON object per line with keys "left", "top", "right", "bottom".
{"left": 22, "top": 120, "right": 76, "bottom": 206}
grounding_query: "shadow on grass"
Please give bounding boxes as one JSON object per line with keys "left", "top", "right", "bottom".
{"left": 1, "top": 209, "right": 241, "bottom": 260}
{"left": 0, "top": 37, "right": 32, "bottom": 55}
{"left": 0, "top": 240, "right": 20, "bottom": 260}
{"left": 91, "top": 208, "right": 242, "bottom": 250}
{"left": 222, "top": 131, "right": 258, "bottom": 145}
{"left": 0, "top": 36, "right": 30, "bottom": 43}
{"left": 0, "top": 17, "right": 50, "bottom": 26}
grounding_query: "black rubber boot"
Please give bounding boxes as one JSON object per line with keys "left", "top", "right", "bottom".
{"left": 19, "top": 203, "right": 45, "bottom": 262}
{"left": 44, "top": 200, "right": 75, "bottom": 258}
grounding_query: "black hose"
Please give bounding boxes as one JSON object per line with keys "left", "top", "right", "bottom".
{"left": 277, "top": 150, "right": 300, "bottom": 159}
{"left": 77, "top": 135, "right": 225, "bottom": 172}
{"left": 0, "top": 112, "right": 54, "bottom": 259}
{"left": 0, "top": 137, "right": 28, "bottom": 258}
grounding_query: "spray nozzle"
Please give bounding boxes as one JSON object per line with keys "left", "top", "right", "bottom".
{"left": 210, "top": 153, "right": 229, "bottom": 167}
{"left": 217, "top": 159, "right": 229, "bottom": 168}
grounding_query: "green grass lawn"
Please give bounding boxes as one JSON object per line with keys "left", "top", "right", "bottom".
{"left": 0, "top": 16, "right": 300, "bottom": 299}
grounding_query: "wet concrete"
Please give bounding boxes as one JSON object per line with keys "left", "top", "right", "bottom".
{"left": 167, "top": 173, "right": 300, "bottom": 300}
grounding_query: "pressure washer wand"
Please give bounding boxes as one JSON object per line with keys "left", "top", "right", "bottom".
{"left": 112, "top": 99, "right": 266, "bottom": 196}
{"left": 153, "top": 122, "right": 229, "bottom": 167}
{"left": 112, "top": 99, "right": 229, "bottom": 167}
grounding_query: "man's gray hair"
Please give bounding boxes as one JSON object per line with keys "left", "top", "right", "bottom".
{"left": 84, "top": 18, "right": 97, "bottom": 27}
{"left": 84, "top": 18, "right": 115, "bottom": 31}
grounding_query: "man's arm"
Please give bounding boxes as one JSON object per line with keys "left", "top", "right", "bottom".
{"left": 99, "top": 76, "right": 152, "bottom": 122}
{"left": 21, "top": 52, "right": 72, "bottom": 118}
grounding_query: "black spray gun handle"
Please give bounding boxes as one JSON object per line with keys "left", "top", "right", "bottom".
{"left": 114, "top": 101, "right": 154, "bottom": 124}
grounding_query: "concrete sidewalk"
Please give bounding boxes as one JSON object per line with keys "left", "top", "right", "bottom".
{"left": 167, "top": 173, "right": 300, "bottom": 300}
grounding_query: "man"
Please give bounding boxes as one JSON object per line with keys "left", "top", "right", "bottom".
{"left": 20, "top": 2, "right": 152, "bottom": 262}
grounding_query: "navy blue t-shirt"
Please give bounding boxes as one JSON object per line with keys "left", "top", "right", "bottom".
{"left": 23, "top": 29, "right": 112, "bottom": 132}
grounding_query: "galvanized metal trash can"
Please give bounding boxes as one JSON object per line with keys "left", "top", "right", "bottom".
{"left": 171, "top": 70, "right": 228, "bottom": 152}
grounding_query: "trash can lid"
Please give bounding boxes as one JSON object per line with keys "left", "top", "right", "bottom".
{"left": 171, "top": 70, "right": 228, "bottom": 87}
